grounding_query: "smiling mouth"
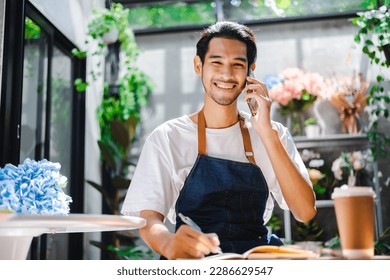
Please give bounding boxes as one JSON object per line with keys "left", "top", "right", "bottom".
{"left": 214, "top": 82, "right": 236, "bottom": 89}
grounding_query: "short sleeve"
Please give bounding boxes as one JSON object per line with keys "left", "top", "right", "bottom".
{"left": 121, "top": 132, "right": 177, "bottom": 219}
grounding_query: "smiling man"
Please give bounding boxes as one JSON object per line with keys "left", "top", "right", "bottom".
{"left": 121, "top": 21, "right": 316, "bottom": 260}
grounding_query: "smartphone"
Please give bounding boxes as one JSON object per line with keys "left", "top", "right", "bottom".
{"left": 246, "top": 69, "right": 257, "bottom": 116}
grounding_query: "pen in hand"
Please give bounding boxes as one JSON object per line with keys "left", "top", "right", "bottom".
{"left": 178, "top": 213, "right": 223, "bottom": 254}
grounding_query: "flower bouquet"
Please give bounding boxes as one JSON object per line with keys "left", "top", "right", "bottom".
{"left": 266, "top": 67, "right": 327, "bottom": 135}
{"left": 0, "top": 158, "right": 72, "bottom": 215}
{"left": 324, "top": 72, "right": 369, "bottom": 134}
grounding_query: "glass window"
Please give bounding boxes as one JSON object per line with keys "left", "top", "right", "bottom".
{"left": 125, "top": 0, "right": 215, "bottom": 30}
{"left": 119, "top": 0, "right": 380, "bottom": 32}
{"left": 220, "top": 0, "right": 377, "bottom": 22}
{"left": 20, "top": 18, "right": 48, "bottom": 162}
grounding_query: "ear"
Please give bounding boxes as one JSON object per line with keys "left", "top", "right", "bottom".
{"left": 194, "top": 55, "right": 202, "bottom": 76}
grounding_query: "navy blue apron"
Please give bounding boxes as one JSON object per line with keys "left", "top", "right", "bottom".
{"left": 162, "top": 109, "right": 282, "bottom": 259}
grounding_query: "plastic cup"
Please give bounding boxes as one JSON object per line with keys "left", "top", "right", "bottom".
{"left": 331, "top": 186, "right": 376, "bottom": 259}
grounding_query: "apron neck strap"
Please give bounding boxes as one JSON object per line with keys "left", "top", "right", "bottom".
{"left": 197, "top": 108, "right": 257, "bottom": 165}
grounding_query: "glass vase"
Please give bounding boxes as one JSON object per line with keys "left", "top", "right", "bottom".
{"left": 286, "top": 111, "right": 305, "bottom": 136}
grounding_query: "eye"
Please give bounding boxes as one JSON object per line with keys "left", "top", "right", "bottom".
{"left": 211, "top": 60, "right": 222, "bottom": 65}
{"left": 233, "top": 63, "right": 245, "bottom": 68}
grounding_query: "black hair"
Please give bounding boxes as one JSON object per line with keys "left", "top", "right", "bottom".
{"left": 196, "top": 21, "right": 257, "bottom": 70}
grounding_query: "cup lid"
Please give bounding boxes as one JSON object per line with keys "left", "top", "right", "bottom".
{"left": 331, "top": 185, "right": 376, "bottom": 199}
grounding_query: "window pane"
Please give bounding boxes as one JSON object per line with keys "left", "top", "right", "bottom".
{"left": 126, "top": 0, "right": 215, "bottom": 30}
{"left": 221, "top": 0, "right": 377, "bottom": 21}
{"left": 21, "top": 18, "right": 48, "bottom": 162}
{"left": 46, "top": 46, "right": 73, "bottom": 260}
{"left": 120, "top": 0, "right": 379, "bottom": 31}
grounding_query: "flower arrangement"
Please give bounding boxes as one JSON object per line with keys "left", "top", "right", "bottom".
{"left": 321, "top": 72, "right": 369, "bottom": 134}
{"left": 266, "top": 67, "right": 327, "bottom": 114}
{"left": 0, "top": 158, "right": 72, "bottom": 215}
{"left": 331, "top": 149, "right": 373, "bottom": 187}
{"left": 265, "top": 68, "right": 327, "bottom": 135}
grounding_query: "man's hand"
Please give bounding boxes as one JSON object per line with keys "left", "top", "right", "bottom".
{"left": 139, "top": 210, "right": 221, "bottom": 260}
{"left": 162, "top": 225, "right": 221, "bottom": 260}
{"left": 243, "top": 76, "right": 274, "bottom": 138}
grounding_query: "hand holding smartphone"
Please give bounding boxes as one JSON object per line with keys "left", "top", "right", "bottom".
{"left": 246, "top": 70, "right": 271, "bottom": 116}
{"left": 246, "top": 70, "right": 257, "bottom": 116}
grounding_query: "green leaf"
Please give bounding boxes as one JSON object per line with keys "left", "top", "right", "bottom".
{"left": 110, "top": 120, "right": 131, "bottom": 150}
{"left": 111, "top": 175, "right": 131, "bottom": 190}
{"left": 98, "top": 140, "right": 116, "bottom": 170}
{"left": 74, "top": 78, "right": 88, "bottom": 92}
{"left": 71, "top": 48, "right": 87, "bottom": 59}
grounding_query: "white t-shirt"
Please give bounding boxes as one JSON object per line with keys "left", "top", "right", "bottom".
{"left": 121, "top": 112, "right": 311, "bottom": 224}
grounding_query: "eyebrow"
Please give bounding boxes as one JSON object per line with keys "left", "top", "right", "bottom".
{"left": 208, "top": 54, "right": 247, "bottom": 63}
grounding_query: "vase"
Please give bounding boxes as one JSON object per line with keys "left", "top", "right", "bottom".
{"left": 286, "top": 111, "right": 305, "bottom": 136}
{"left": 102, "top": 28, "right": 119, "bottom": 44}
{"left": 304, "top": 124, "right": 321, "bottom": 138}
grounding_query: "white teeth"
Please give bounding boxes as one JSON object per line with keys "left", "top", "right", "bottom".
{"left": 216, "top": 83, "right": 234, "bottom": 89}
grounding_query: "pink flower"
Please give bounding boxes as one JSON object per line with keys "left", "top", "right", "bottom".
{"left": 268, "top": 67, "right": 327, "bottom": 111}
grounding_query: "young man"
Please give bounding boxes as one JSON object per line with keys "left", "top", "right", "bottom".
{"left": 121, "top": 21, "right": 316, "bottom": 260}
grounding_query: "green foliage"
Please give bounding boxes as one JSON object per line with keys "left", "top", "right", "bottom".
{"left": 107, "top": 244, "right": 155, "bottom": 260}
{"left": 83, "top": 3, "right": 154, "bottom": 260}
{"left": 303, "top": 117, "right": 317, "bottom": 126}
{"left": 87, "top": 116, "right": 153, "bottom": 259}
{"left": 293, "top": 218, "right": 324, "bottom": 242}
{"left": 127, "top": 1, "right": 215, "bottom": 29}
{"left": 85, "top": 3, "right": 154, "bottom": 154}
{"left": 351, "top": 5, "right": 390, "bottom": 159}
{"left": 324, "top": 235, "right": 341, "bottom": 249}
{"left": 266, "top": 213, "right": 282, "bottom": 233}
{"left": 375, "top": 226, "right": 390, "bottom": 255}
{"left": 74, "top": 78, "right": 88, "bottom": 93}
{"left": 71, "top": 48, "right": 87, "bottom": 59}
{"left": 24, "top": 17, "right": 41, "bottom": 40}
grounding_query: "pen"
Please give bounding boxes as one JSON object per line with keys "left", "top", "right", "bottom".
{"left": 178, "top": 213, "right": 223, "bottom": 254}
{"left": 178, "top": 213, "right": 202, "bottom": 231}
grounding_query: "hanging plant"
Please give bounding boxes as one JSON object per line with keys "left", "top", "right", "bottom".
{"left": 80, "top": 3, "right": 154, "bottom": 260}
{"left": 351, "top": 5, "right": 390, "bottom": 159}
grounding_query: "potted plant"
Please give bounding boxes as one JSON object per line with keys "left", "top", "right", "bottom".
{"left": 303, "top": 117, "right": 320, "bottom": 138}
{"left": 87, "top": 4, "right": 122, "bottom": 44}
{"left": 351, "top": 5, "right": 390, "bottom": 159}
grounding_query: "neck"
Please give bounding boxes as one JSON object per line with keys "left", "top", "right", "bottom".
{"left": 202, "top": 101, "right": 239, "bottom": 129}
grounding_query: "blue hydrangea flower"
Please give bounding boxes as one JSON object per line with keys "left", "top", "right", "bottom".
{"left": 0, "top": 158, "right": 72, "bottom": 215}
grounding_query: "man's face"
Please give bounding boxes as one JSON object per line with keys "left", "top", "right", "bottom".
{"left": 195, "top": 37, "right": 249, "bottom": 106}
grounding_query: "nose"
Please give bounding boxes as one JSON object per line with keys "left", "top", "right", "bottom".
{"left": 218, "top": 66, "right": 234, "bottom": 80}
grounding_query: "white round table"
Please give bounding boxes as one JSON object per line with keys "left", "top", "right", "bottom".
{"left": 0, "top": 213, "right": 146, "bottom": 259}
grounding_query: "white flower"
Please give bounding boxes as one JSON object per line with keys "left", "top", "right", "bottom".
{"left": 309, "top": 159, "right": 324, "bottom": 168}
{"left": 331, "top": 158, "right": 343, "bottom": 180}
